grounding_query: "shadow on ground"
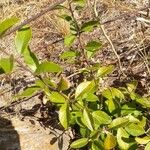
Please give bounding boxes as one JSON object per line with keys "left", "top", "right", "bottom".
{"left": 0, "top": 117, "right": 21, "bottom": 150}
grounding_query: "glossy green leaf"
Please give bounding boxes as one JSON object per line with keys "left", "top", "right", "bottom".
{"left": 75, "top": 80, "right": 95, "bottom": 99}
{"left": 15, "top": 26, "right": 32, "bottom": 54}
{"left": 70, "top": 138, "right": 89, "bottom": 149}
{"left": 135, "top": 136, "right": 150, "bottom": 144}
{"left": 126, "top": 81, "right": 138, "bottom": 93}
{"left": 0, "top": 55, "right": 14, "bottom": 74}
{"left": 0, "top": 16, "right": 19, "bottom": 36}
{"left": 91, "top": 140, "right": 104, "bottom": 150}
{"left": 121, "top": 103, "right": 138, "bottom": 116}
{"left": 81, "top": 21, "right": 99, "bottom": 32}
{"left": 73, "top": 0, "right": 86, "bottom": 7}
{"left": 104, "top": 133, "right": 116, "bottom": 150}
{"left": 145, "top": 142, "right": 150, "bottom": 150}
{"left": 117, "top": 128, "right": 133, "bottom": 150}
{"left": 109, "top": 117, "right": 129, "bottom": 129}
{"left": 35, "top": 61, "right": 62, "bottom": 74}
{"left": 16, "top": 86, "right": 40, "bottom": 98}
{"left": 97, "top": 65, "right": 114, "bottom": 77}
{"left": 64, "top": 34, "right": 76, "bottom": 47}
{"left": 23, "top": 47, "right": 39, "bottom": 71}
{"left": 59, "top": 102, "right": 70, "bottom": 129}
{"left": 102, "top": 87, "right": 124, "bottom": 100}
{"left": 85, "top": 93, "right": 99, "bottom": 102}
{"left": 83, "top": 108, "right": 94, "bottom": 131}
{"left": 125, "top": 123, "right": 145, "bottom": 136}
{"left": 60, "top": 51, "right": 76, "bottom": 60}
{"left": 48, "top": 92, "right": 66, "bottom": 103}
{"left": 85, "top": 41, "right": 102, "bottom": 52}
{"left": 57, "top": 76, "right": 71, "bottom": 91}
{"left": 92, "top": 110, "right": 112, "bottom": 125}
{"left": 105, "top": 99, "right": 119, "bottom": 114}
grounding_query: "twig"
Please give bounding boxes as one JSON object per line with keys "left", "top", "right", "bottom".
{"left": 1, "top": 0, "right": 66, "bottom": 38}
{"left": 94, "top": 0, "right": 126, "bottom": 77}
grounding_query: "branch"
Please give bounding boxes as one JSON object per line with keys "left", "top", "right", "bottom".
{"left": 2, "top": 0, "right": 66, "bottom": 38}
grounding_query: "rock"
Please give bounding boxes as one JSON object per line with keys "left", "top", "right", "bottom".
{"left": 0, "top": 116, "right": 70, "bottom": 150}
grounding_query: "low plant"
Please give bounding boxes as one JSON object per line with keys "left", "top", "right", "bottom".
{"left": 0, "top": 0, "right": 150, "bottom": 149}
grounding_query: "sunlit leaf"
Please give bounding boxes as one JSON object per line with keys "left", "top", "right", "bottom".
{"left": 60, "top": 51, "right": 76, "bottom": 60}
{"left": 15, "top": 26, "right": 32, "bottom": 54}
{"left": 70, "top": 138, "right": 89, "bottom": 149}
{"left": 81, "top": 21, "right": 99, "bottom": 32}
{"left": 0, "top": 16, "right": 19, "bottom": 36}
{"left": 135, "top": 136, "right": 150, "bottom": 144}
{"left": 73, "top": 0, "right": 86, "bottom": 7}
{"left": 75, "top": 80, "right": 95, "bottom": 99}
{"left": 126, "top": 81, "right": 138, "bottom": 93}
{"left": 97, "top": 65, "right": 114, "bottom": 77}
{"left": 85, "top": 93, "right": 99, "bottom": 102}
{"left": 85, "top": 41, "right": 102, "bottom": 52}
{"left": 102, "top": 87, "right": 124, "bottom": 100}
{"left": 104, "top": 133, "right": 116, "bottom": 150}
{"left": 48, "top": 92, "right": 66, "bottom": 103}
{"left": 0, "top": 55, "right": 14, "bottom": 74}
{"left": 16, "top": 86, "right": 40, "bottom": 98}
{"left": 64, "top": 34, "right": 76, "bottom": 47}
{"left": 57, "top": 76, "right": 71, "bottom": 91}
{"left": 83, "top": 108, "right": 94, "bottom": 131}
{"left": 35, "top": 61, "right": 62, "bottom": 74}
{"left": 91, "top": 140, "right": 104, "bottom": 150}
{"left": 23, "top": 47, "right": 39, "bottom": 71}
{"left": 145, "top": 142, "right": 150, "bottom": 150}
{"left": 125, "top": 123, "right": 145, "bottom": 136}
{"left": 117, "top": 128, "right": 134, "bottom": 150}
{"left": 59, "top": 102, "right": 70, "bottom": 129}
{"left": 92, "top": 110, "right": 112, "bottom": 125}
{"left": 105, "top": 99, "right": 119, "bottom": 114}
{"left": 109, "top": 117, "right": 129, "bottom": 129}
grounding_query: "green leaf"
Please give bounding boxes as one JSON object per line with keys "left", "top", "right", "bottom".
{"left": 102, "top": 87, "right": 124, "bottom": 100}
{"left": 85, "top": 41, "right": 102, "bottom": 52}
{"left": 125, "top": 123, "right": 145, "bottom": 136}
{"left": 59, "top": 14, "right": 72, "bottom": 22}
{"left": 105, "top": 99, "right": 119, "bottom": 114}
{"left": 85, "top": 93, "right": 99, "bottom": 102}
{"left": 70, "top": 138, "right": 89, "bottom": 149}
{"left": 59, "top": 102, "right": 70, "bottom": 129}
{"left": 60, "top": 51, "right": 76, "bottom": 60}
{"left": 35, "top": 61, "right": 62, "bottom": 74}
{"left": 109, "top": 117, "right": 129, "bottom": 129}
{"left": 121, "top": 103, "right": 139, "bottom": 116}
{"left": 92, "top": 110, "right": 112, "bottom": 125}
{"left": 117, "top": 128, "right": 134, "bottom": 150}
{"left": 75, "top": 80, "right": 95, "bottom": 99}
{"left": 104, "top": 133, "right": 116, "bottom": 150}
{"left": 48, "top": 92, "right": 66, "bottom": 103}
{"left": 0, "top": 55, "right": 14, "bottom": 74}
{"left": 81, "top": 21, "right": 99, "bottom": 32}
{"left": 97, "top": 65, "right": 114, "bottom": 77}
{"left": 145, "top": 142, "right": 150, "bottom": 150}
{"left": 83, "top": 108, "right": 94, "bottom": 131}
{"left": 126, "top": 81, "right": 138, "bottom": 93}
{"left": 23, "top": 47, "right": 39, "bottom": 71}
{"left": 64, "top": 34, "right": 76, "bottom": 47}
{"left": 16, "top": 86, "right": 40, "bottom": 98}
{"left": 57, "top": 76, "right": 71, "bottom": 91}
{"left": 91, "top": 140, "right": 104, "bottom": 150}
{"left": 73, "top": 0, "right": 86, "bottom": 7}
{"left": 135, "top": 136, "right": 150, "bottom": 144}
{"left": 0, "top": 16, "right": 19, "bottom": 36}
{"left": 15, "top": 26, "right": 32, "bottom": 54}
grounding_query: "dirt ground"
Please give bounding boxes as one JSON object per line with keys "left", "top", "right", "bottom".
{"left": 0, "top": 0, "right": 150, "bottom": 149}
